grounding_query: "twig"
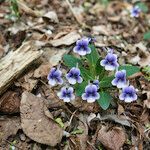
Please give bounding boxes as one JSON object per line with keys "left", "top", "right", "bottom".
{"left": 87, "top": 140, "right": 97, "bottom": 150}
{"left": 68, "top": 110, "right": 78, "bottom": 126}
{"left": 65, "top": 0, "right": 90, "bottom": 29}
{"left": 66, "top": 0, "right": 82, "bottom": 25}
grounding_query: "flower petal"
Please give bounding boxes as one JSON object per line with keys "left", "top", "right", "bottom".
{"left": 48, "top": 79, "right": 56, "bottom": 86}
{"left": 82, "top": 93, "right": 87, "bottom": 100}
{"left": 78, "top": 50, "right": 87, "bottom": 56}
{"left": 77, "top": 76, "right": 83, "bottom": 83}
{"left": 105, "top": 64, "right": 116, "bottom": 71}
{"left": 116, "top": 81, "right": 126, "bottom": 89}
{"left": 68, "top": 78, "right": 77, "bottom": 85}
{"left": 87, "top": 97, "right": 96, "bottom": 103}
{"left": 100, "top": 60, "right": 106, "bottom": 66}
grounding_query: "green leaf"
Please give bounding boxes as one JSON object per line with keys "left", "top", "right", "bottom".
{"left": 75, "top": 81, "right": 87, "bottom": 96}
{"left": 95, "top": 58, "right": 105, "bottom": 78}
{"left": 144, "top": 31, "right": 150, "bottom": 40}
{"left": 99, "top": 76, "right": 114, "bottom": 88}
{"left": 136, "top": 2, "right": 148, "bottom": 13}
{"left": 55, "top": 118, "right": 64, "bottom": 128}
{"left": 97, "top": 92, "right": 112, "bottom": 110}
{"left": 85, "top": 44, "right": 99, "bottom": 67}
{"left": 63, "top": 54, "right": 93, "bottom": 80}
{"left": 63, "top": 54, "right": 82, "bottom": 68}
{"left": 142, "top": 66, "right": 150, "bottom": 81}
{"left": 119, "top": 65, "right": 140, "bottom": 77}
{"left": 79, "top": 67, "right": 94, "bottom": 80}
{"left": 71, "top": 128, "right": 84, "bottom": 135}
{"left": 99, "top": 0, "right": 110, "bottom": 7}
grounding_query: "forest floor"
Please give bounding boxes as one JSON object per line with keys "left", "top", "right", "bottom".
{"left": 0, "top": 0, "right": 150, "bottom": 150}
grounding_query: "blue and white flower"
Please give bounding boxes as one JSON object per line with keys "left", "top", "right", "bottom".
{"left": 93, "top": 80, "right": 100, "bottom": 89}
{"left": 82, "top": 84, "right": 100, "bottom": 103}
{"left": 130, "top": 6, "right": 141, "bottom": 18}
{"left": 47, "top": 67, "right": 63, "bottom": 86}
{"left": 57, "top": 87, "right": 75, "bottom": 102}
{"left": 119, "top": 85, "right": 137, "bottom": 103}
{"left": 112, "top": 70, "right": 127, "bottom": 88}
{"left": 73, "top": 38, "right": 91, "bottom": 56}
{"left": 66, "top": 67, "right": 83, "bottom": 85}
{"left": 100, "top": 53, "right": 119, "bottom": 71}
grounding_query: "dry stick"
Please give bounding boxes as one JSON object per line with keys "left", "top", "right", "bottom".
{"left": 87, "top": 141, "right": 97, "bottom": 150}
{"left": 65, "top": 0, "right": 91, "bottom": 30}
{"left": 66, "top": 0, "right": 82, "bottom": 25}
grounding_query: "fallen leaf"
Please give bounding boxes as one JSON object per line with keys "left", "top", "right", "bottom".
{"left": 72, "top": 6, "right": 84, "bottom": 24}
{"left": 143, "top": 99, "right": 150, "bottom": 109}
{"left": 34, "top": 64, "right": 51, "bottom": 78}
{"left": 96, "top": 114, "right": 131, "bottom": 127}
{"left": 50, "top": 31, "right": 81, "bottom": 47}
{"left": 0, "top": 45, "right": 4, "bottom": 58}
{"left": 0, "top": 91, "right": 20, "bottom": 114}
{"left": 43, "top": 11, "right": 59, "bottom": 23}
{"left": 107, "top": 16, "right": 121, "bottom": 22}
{"left": 0, "top": 117, "right": 21, "bottom": 145}
{"left": 139, "top": 55, "right": 150, "bottom": 67}
{"left": 15, "top": 71, "right": 38, "bottom": 91}
{"left": 92, "top": 25, "right": 111, "bottom": 36}
{"left": 97, "top": 126, "right": 126, "bottom": 150}
{"left": 20, "top": 91, "right": 63, "bottom": 146}
{"left": 0, "top": 32, "right": 6, "bottom": 45}
{"left": 71, "top": 98, "right": 100, "bottom": 113}
{"left": 76, "top": 114, "right": 89, "bottom": 150}
{"left": 18, "top": 0, "right": 42, "bottom": 17}
{"left": 43, "top": 47, "right": 67, "bottom": 66}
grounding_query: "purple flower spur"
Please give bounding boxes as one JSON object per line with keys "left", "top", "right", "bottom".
{"left": 93, "top": 80, "right": 100, "bottom": 89}
{"left": 119, "top": 85, "right": 137, "bottom": 103}
{"left": 73, "top": 38, "right": 91, "bottom": 56}
{"left": 57, "top": 87, "right": 75, "bottom": 102}
{"left": 112, "top": 70, "right": 127, "bottom": 88}
{"left": 130, "top": 6, "right": 141, "bottom": 18}
{"left": 47, "top": 67, "right": 63, "bottom": 86}
{"left": 82, "top": 84, "right": 100, "bottom": 103}
{"left": 100, "top": 53, "right": 119, "bottom": 71}
{"left": 66, "top": 67, "right": 83, "bottom": 85}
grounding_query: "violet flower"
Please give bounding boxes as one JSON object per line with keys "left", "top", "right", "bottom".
{"left": 100, "top": 53, "right": 119, "bottom": 71}
{"left": 57, "top": 87, "right": 75, "bottom": 102}
{"left": 112, "top": 70, "right": 127, "bottom": 88}
{"left": 130, "top": 6, "right": 141, "bottom": 18}
{"left": 93, "top": 80, "right": 100, "bottom": 89}
{"left": 47, "top": 67, "right": 63, "bottom": 86}
{"left": 66, "top": 67, "right": 83, "bottom": 85}
{"left": 73, "top": 38, "right": 91, "bottom": 56}
{"left": 82, "top": 84, "right": 100, "bottom": 103}
{"left": 119, "top": 85, "right": 137, "bottom": 103}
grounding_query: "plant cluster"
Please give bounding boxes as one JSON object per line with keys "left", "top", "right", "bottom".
{"left": 47, "top": 38, "right": 140, "bottom": 110}
{"left": 5, "top": 0, "right": 20, "bottom": 21}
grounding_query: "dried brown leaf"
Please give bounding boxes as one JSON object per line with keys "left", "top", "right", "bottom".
{"left": 50, "top": 31, "right": 81, "bottom": 47}
{"left": 0, "top": 117, "right": 21, "bottom": 145}
{"left": 97, "top": 126, "right": 126, "bottom": 150}
{"left": 34, "top": 64, "right": 51, "bottom": 78}
{"left": 0, "top": 91, "right": 20, "bottom": 114}
{"left": 20, "top": 92, "right": 63, "bottom": 146}
{"left": 43, "top": 11, "right": 59, "bottom": 23}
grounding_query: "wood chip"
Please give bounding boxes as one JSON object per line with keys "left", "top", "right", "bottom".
{"left": 0, "top": 41, "right": 43, "bottom": 96}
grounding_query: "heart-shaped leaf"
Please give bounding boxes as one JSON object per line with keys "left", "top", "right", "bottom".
{"left": 119, "top": 65, "right": 140, "bottom": 77}
{"left": 97, "top": 92, "right": 112, "bottom": 110}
